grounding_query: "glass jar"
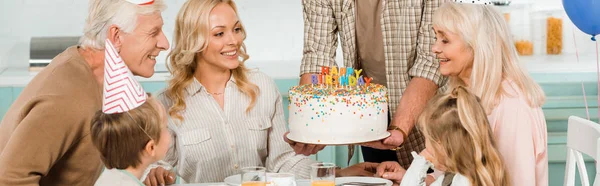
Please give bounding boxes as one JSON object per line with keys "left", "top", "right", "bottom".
{"left": 531, "top": 9, "right": 565, "bottom": 55}
{"left": 495, "top": 2, "right": 534, "bottom": 56}
{"left": 546, "top": 16, "right": 563, "bottom": 54}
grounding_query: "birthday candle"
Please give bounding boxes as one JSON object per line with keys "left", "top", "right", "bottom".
{"left": 340, "top": 67, "right": 346, "bottom": 76}
{"left": 325, "top": 74, "right": 333, "bottom": 85}
{"left": 358, "top": 75, "right": 365, "bottom": 86}
{"left": 339, "top": 75, "right": 348, "bottom": 86}
{"left": 346, "top": 67, "right": 354, "bottom": 77}
{"left": 354, "top": 69, "right": 363, "bottom": 81}
{"left": 318, "top": 74, "right": 323, "bottom": 84}
{"left": 321, "top": 66, "right": 329, "bottom": 75}
{"left": 331, "top": 66, "right": 338, "bottom": 76}
{"left": 364, "top": 76, "right": 373, "bottom": 86}
{"left": 311, "top": 74, "right": 318, "bottom": 84}
{"left": 349, "top": 75, "right": 357, "bottom": 86}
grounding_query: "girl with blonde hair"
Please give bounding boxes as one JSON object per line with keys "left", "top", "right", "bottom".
{"left": 143, "top": 0, "right": 377, "bottom": 184}
{"left": 430, "top": 1, "right": 547, "bottom": 185}
{"left": 377, "top": 87, "right": 510, "bottom": 186}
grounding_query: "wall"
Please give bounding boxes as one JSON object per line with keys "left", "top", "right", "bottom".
{"left": 0, "top": 0, "right": 347, "bottom": 72}
{"left": 1, "top": 0, "right": 596, "bottom": 71}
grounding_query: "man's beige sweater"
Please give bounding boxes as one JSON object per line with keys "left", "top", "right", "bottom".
{"left": 0, "top": 46, "right": 104, "bottom": 185}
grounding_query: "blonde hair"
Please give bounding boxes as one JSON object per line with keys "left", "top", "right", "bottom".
{"left": 90, "top": 97, "right": 163, "bottom": 169}
{"left": 418, "top": 86, "right": 510, "bottom": 186}
{"left": 165, "top": 0, "right": 257, "bottom": 121}
{"left": 80, "top": 0, "right": 167, "bottom": 49}
{"left": 433, "top": 2, "right": 545, "bottom": 113}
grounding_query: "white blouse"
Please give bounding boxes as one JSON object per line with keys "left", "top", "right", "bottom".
{"left": 155, "top": 70, "right": 315, "bottom": 183}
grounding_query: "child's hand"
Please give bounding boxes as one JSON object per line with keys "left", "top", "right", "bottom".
{"left": 375, "top": 161, "right": 406, "bottom": 185}
{"left": 144, "top": 166, "right": 176, "bottom": 186}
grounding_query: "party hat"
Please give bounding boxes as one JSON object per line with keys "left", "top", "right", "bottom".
{"left": 102, "top": 39, "right": 147, "bottom": 114}
{"left": 125, "top": 0, "right": 154, "bottom": 5}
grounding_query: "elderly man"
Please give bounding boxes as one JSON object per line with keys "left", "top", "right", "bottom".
{"left": 0, "top": 0, "right": 169, "bottom": 185}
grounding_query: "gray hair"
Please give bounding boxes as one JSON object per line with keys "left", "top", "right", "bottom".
{"left": 79, "top": 0, "right": 166, "bottom": 49}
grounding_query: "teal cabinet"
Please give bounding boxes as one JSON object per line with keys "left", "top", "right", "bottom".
{"left": 0, "top": 87, "right": 13, "bottom": 119}
{"left": 0, "top": 74, "right": 598, "bottom": 185}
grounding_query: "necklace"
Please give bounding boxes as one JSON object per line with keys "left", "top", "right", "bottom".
{"left": 206, "top": 90, "right": 224, "bottom": 95}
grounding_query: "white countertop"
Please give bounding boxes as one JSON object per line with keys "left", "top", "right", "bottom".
{"left": 0, "top": 61, "right": 301, "bottom": 87}
{"left": 0, "top": 54, "right": 598, "bottom": 87}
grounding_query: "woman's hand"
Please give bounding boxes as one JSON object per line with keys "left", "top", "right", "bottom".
{"left": 375, "top": 161, "right": 406, "bottom": 185}
{"left": 143, "top": 166, "right": 176, "bottom": 186}
{"left": 336, "top": 162, "right": 379, "bottom": 177}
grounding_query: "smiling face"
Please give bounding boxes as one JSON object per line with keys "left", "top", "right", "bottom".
{"left": 198, "top": 3, "right": 244, "bottom": 71}
{"left": 118, "top": 12, "right": 170, "bottom": 78}
{"left": 432, "top": 25, "right": 474, "bottom": 81}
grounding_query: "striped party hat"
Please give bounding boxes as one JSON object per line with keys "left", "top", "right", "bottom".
{"left": 125, "top": 0, "right": 155, "bottom": 5}
{"left": 102, "top": 39, "right": 147, "bottom": 114}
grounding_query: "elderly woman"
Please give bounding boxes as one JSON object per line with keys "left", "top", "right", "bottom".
{"left": 0, "top": 0, "right": 169, "bottom": 185}
{"left": 143, "top": 0, "right": 377, "bottom": 185}
{"left": 376, "top": 1, "right": 548, "bottom": 186}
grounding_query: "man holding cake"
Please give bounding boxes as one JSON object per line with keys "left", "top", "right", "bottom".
{"left": 0, "top": 0, "right": 169, "bottom": 185}
{"left": 288, "top": 0, "right": 446, "bottom": 169}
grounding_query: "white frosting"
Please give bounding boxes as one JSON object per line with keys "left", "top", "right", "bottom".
{"left": 287, "top": 85, "right": 389, "bottom": 144}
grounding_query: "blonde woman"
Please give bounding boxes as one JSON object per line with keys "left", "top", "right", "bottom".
{"left": 378, "top": 87, "right": 511, "bottom": 186}
{"left": 429, "top": 1, "right": 547, "bottom": 185}
{"left": 143, "top": 0, "right": 378, "bottom": 185}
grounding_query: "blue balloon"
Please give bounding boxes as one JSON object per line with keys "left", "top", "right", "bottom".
{"left": 563, "top": 0, "right": 600, "bottom": 41}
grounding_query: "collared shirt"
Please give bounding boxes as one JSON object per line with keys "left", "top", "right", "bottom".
{"left": 95, "top": 169, "right": 145, "bottom": 186}
{"left": 156, "top": 70, "right": 315, "bottom": 183}
{"left": 300, "top": 0, "right": 447, "bottom": 168}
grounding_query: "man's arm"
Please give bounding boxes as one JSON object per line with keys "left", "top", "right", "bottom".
{"left": 386, "top": 78, "right": 438, "bottom": 142}
{"left": 299, "top": 0, "right": 340, "bottom": 79}
{"left": 0, "top": 96, "right": 86, "bottom": 185}
{"left": 383, "top": 0, "right": 447, "bottom": 147}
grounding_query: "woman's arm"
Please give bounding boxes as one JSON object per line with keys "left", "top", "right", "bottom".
{"left": 265, "top": 85, "right": 316, "bottom": 179}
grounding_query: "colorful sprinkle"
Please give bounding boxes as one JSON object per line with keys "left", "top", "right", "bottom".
{"left": 288, "top": 83, "right": 388, "bottom": 121}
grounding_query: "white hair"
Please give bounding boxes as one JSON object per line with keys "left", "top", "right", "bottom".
{"left": 79, "top": 0, "right": 166, "bottom": 49}
{"left": 433, "top": 2, "right": 545, "bottom": 113}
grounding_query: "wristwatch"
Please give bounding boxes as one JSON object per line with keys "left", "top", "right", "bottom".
{"left": 388, "top": 125, "right": 408, "bottom": 151}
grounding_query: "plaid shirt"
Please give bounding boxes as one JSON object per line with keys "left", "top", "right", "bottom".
{"left": 300, "top": 0, "right": 447, "bottom": 168}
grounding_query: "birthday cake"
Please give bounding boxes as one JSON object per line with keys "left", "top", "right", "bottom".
{"left": 287, "top": 66, "right": 389, "bottom": 145}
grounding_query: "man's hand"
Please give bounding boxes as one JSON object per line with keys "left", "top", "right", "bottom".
{"left": 382, "top": 129, "right": 405, "bottom": 147}
{"left": 361, "top": 129, "right": 404, "bottom": 150}
{"left": 375, "top": 161, "right": 406, "bottom": 185}
{"left": 143, "top": 167, "right": 176, "bottom": 186}
{"left": 283, "top": 132, "right": 325, "bottom": 156}
{"left": 336, "top": 162, "right": 379, "bottom": 177}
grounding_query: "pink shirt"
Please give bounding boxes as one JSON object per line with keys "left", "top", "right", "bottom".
{"left": 487, "top": 80, "right": 548, "bottom": 186}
